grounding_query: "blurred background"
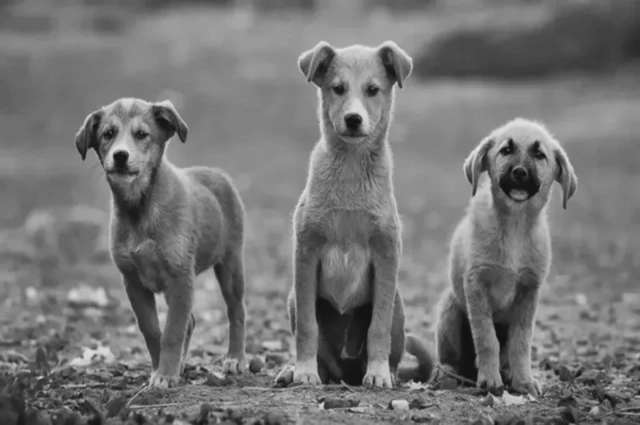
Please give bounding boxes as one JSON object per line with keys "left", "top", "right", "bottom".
{"left": 0, "top": 0, "right": 639, "bottom": 369}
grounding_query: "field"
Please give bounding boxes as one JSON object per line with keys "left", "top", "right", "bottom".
{"left": 0, "top": 3, "right": 639, "bottom": 424}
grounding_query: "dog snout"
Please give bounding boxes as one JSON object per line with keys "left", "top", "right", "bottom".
{"left": 344, "top": 113, "right": 362, "bottom": 131}
{"left": 113, "top": 150, "right": 129, "bottom": 167}
{"left": 511, "top": 166, "right": 528, "bottom": 182}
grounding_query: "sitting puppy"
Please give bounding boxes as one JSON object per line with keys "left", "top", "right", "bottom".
{"left": 435, "top": 118, "right": 577, "bottom": 395}
{"left": 278, "top": 41, "right": 433, "bottom": 388}
{"left": 75, "top": 98, "right": 248, "bottom": 388}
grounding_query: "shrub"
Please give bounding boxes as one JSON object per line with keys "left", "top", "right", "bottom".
{"left": 413, "top": 0, "right": 640, "bottom": 80}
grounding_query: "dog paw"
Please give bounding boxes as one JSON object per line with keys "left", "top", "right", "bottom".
{"left": 363, "top": 361, "right": 393, "bottom": 389}
{"left": 149, "top": 371, "right": 180, "bottom": 389}
{"left": 477, "top": 368, "right": 504, "bottom": 395}
{"left": 512, "top": 377, "right": 542, "bottom": 396}
{"left": 293, "top": 359, "right": 321, "bottom": 385}
{"left": 222, "top": 355, "right": 247, "bottom": 375}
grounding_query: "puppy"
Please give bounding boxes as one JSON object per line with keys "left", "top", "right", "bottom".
{"left": 435, "top": 118, "right": 577, "bottom": 395}
{"left": 278, "top": 41, "right": 433, "bottom": 388}
{"left": 75, "top": 98, "right": 248, "bottom": 388}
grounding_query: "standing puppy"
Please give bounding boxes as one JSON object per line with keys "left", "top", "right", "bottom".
{"left": 75, "top": 98, "right": 248, "bottom": 388}
{"left": 282, "top": 41, "right": 433, "bottom": 388}
{"left": 435, "top": 118, "right": 577, "bottom": 395}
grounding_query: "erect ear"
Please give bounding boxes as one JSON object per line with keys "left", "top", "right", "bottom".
{"left": 298, "top": 41, "right": 337, "bottom": 87}
{"left": 152, "top": 100, "right": 189, "bottom": 143}
{"left": 75, "top": 109, "right": 104, "bottom": 161}
{"left": 463, "top": 136, "right": 494, "bottom": 196}
{"left": 377, "top": 40, "right": 413, "bottom": 89}
{"left": 554, "top": 143, "right": 577, "bottom": 210}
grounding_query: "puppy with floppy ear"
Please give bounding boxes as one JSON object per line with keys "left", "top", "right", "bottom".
{"left": 434, "top": 118, "right": 577, "bottom": 395}
{"left": 75, "top": 98, "right": 248, "bottom": 388}
{"left": 277, "top": 40, "right": 433, "bottom": 389}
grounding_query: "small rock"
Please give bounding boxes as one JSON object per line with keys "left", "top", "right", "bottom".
{"left": 480, "top": 394, "right": 494, "bottom": 407}
{"left": 557, "top": 396, "right": 578, "bottom": 409}
{"left": 105, "top": 394, "right": 128, "bottom": 418}
{"left": 248, "top": 357, "right": 263, "bottom": 374}
{"left": 579, "top": 369, "right": 607, "bottom": 386}
{"left": 205, "top": 372, "right": 229, "bottom": 387}
{"left": 559, "top": 406, "right": 579, "bottom": 423}
{"left": 494, "top": 414, "right": 518, "bottom": 425}
{"left": 388, "top": 399, "right": 409, "bottom": 411}
{"left": 409, "top": 399, "right": 432, "bottom": 410}
{"left": 557, "top": 365, "right": 573, "bottom": 382}
{"left": 263, "top": 411, "right": 286, "bottom": 425}
{"left": 322, "top": 398, "right": 359, "bottom": 410}
{"left": 274, "top": 366, "right": 294, "bottom": 387}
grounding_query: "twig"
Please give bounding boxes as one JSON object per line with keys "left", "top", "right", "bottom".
{"left": 61, "top": 383, "right": 107, "bottom": 390}
{"left": 436, "top": 364, "right": 476, "bottom": 386}
{"left": 129, "top": 402, "right": 186, "bottom": 410}
{"left": 127, "top": 384, "right": 149, "bottom": 406}
{"left": 241, "top": 383, "right": 349, "bottom": 392}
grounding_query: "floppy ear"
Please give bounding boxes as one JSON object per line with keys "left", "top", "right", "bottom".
{"left": 152, "top": 100, "right": 189, "bottom": 143}
{"left": 298, "top": 41, "right": 337, "bottom": 87}
{"left": 75, "top": 110, "right": 103, "bottom": 161}
{"left": 463, "top": 137, "right": 494, "bottom": 196}
{"left": 377, "top": 41, "right": 413, "bottom": 89}
{"left": 554, "top": 144, "right": 577, "bottom": 210}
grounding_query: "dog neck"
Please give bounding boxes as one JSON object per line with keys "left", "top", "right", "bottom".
{"left": 109, "top": 158, "right": 173, "bottom": 221}
{"left": 477, "top": 182, "right": 548, "bottom": 232}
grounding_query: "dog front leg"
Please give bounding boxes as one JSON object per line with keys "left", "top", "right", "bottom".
{"left": 124, "top": 275, "right": 161, "bottom": 370}
{"left": 508, "top": 283, "right": 541, "bottom": 396}
{"left": 464, "top": 273, "right": 504, "bottom": 393}
{"left": 364, "top": 232, "right": 399, "bottom": 389}
{"left": 292, "top": 240, "right": 321, "bottom": 385}
{"left": 150, "top": 273, "right": 194, "bottom": 389}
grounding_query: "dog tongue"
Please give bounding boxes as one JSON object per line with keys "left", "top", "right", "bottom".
{"left": 510, "top": 189, "right": 528, "bottom": 201}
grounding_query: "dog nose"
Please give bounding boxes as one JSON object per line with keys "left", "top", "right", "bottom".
{"left": 344, "top": 114, "right": 362, "bottom": 131}
{"left": 511, "top": 166, "right": 528, "bottom": 181}
{"left": 113, "top": 150, "right": 129, "bottom": 166}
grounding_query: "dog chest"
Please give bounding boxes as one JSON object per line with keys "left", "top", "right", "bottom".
{"left": 318, "top": 244, "right": 372, "bottom": 314}
{"left": 112, "top": 238, "right": 170, "bottom": 293}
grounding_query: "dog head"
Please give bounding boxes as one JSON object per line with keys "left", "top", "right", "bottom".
{"left": 298, "top": 41, "right": 412, "bottom": 145}
{"left": 75, "top": 98, "right": 188, "bottom": 191}
{"left": 464, "top": 118, "right": 577, "bottom": 210}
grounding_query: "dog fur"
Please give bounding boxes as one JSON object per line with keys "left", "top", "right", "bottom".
{"left": 75, "top": 98, "right": 248, "bottom": 388}
{"left": 434, "top": 118, "right": 577, "bottom": 395}
{"left": 279, "top": 41, "right": 433, "bottom": 388}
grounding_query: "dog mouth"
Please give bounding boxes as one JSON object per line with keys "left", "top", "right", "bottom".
{"left": 499, "top": 177, "right": 540, "bottom": 203}
{"left": 339, "top": 133, "right": 368, "bottom": 143}
{"left": 106, "top": 169, "right": 139, "bottom": 178}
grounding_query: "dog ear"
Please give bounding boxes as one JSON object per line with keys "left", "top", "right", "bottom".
{"left": 463, "top": 137, "right": 494, "bottom": 196}
{"left": 554, "top": 144, "right": 577, "bottom": 210}
{"left": 377, "top": 41, "right": 413, "bottom": 89}
{"left": 152, "top": 100, "right": 189, "bottom": 143}
{"left": 298, "top": 41, "right": 337, "bottom": 87}
{"left": 75, "top": 110, "right": 103, "bottom": 161}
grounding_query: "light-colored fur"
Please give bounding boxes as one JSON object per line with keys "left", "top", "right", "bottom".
{"left": 435, "top": 118, "right": 577, "bottom": 395}
{"left": 279, "top": 41, "right": 433, "bottom": 389}
{"left": 75, "top": 98, "right": 248, "bottom": 388}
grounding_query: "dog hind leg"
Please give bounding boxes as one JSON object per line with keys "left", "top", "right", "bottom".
{"left": 435, "top": 289, "right": 478, "bottom": 383}
{"left": 180, "top": 312, "right": 196, "bottom": 374}
{"left": 214, "top": 250, "right": 248, "bottom": 375}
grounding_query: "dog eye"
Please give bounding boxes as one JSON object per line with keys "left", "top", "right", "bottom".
{"left": 499, "top": 146, "right": 512, "bottom": 156}
{"left": 333, "top": 85, "right": 345, "bottom": 95}
{"left": 135, "top": 130, "right": 149, "bottom": 140}
{"left": 366, "top": 85, "right": 380, "bottom": 97}
{"left": 534, "top": 150, "right": 546, "bottom": 160}
{"left": 103, "top": 129, "right": 115, "bottom": 140}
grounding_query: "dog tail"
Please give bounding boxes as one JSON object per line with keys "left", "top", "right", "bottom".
{"left": 397, "top": 333, "right": 434, "bottom": 383}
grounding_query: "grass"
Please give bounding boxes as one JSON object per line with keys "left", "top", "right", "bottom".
{"left": 0, "top": 4, "right": 639, "bottom": 424}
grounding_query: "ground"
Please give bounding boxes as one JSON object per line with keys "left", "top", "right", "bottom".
{"left": 0, "top": 4, "right": 639, "bottom": 425}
